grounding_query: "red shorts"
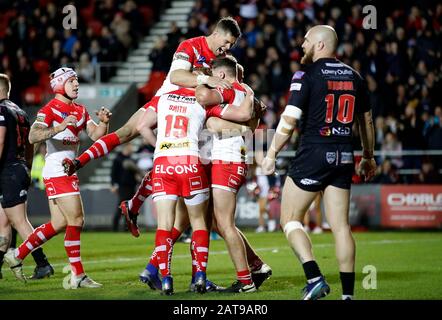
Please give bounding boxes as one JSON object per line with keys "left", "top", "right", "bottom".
{"left": 151, "top": 156, "right": 209, "bottom": 199}
{"left": 211, "top": 161, "right": 248, "bottom": 193}
{"left": 43, "top": 175, "right": 80, "bottom": 199}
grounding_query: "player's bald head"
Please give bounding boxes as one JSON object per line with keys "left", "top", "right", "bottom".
{"left": 0, "top": 73, "right": 11, "bottom": 98}
{"left": 306, "top": 25, "right": 338, "bottom": 53}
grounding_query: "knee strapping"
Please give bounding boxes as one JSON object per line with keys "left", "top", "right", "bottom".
{"left": 283, "top": 221, "right": 305, "bottom": 238}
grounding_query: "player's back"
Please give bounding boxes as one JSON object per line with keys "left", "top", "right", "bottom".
{"left": 154, "top": 88, "right": 207, "bottom": 159}
{"left": 289, "top": 58, "right": 370, "bottom": 146}
{"left": 0, "top": 99, "right": 30, "bottom": 168}
{"left": 211, "top": 82, "right": 248, "bottom": 163}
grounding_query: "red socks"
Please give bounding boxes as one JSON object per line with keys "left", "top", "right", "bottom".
{"left": 77, "top": 132, "right": 120, "bottom": 166}
{"left": 191, "top": 230, "right": 209, "bottom": 275}
{"left": 155, "top": 229, "right": 173, "bottom": 277}
{"left": 237, "top": 270, "right": 253, "bottom": 285}
{"left": 64, "top": 226, "right": 84, "bottom": 276}
{"left": 149, "top": 228, "right": 181, "bottom": 268}
{"left": 16, "top": 222, "right": 57, "bottom": 260}
{"left": 128, "top": 172, "right": 152, "bottom": 214}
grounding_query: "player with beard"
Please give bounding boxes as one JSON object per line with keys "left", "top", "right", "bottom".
{"left": 261, "top": 25, "right": 376, "bottom": 300}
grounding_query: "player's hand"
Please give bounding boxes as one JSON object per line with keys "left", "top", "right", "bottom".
{"left": 96, "top": 107, "right": 112, "bottom": 124}
{"left": 357, "top": 157, "right": 377, "bottom": 181}
{"left": 253, "top": 97, "right": 267, "bottom": 119}
{"left": 261, "top": 156, "right": 276, "bottom": 175}
{"left": 207, "top": 76, "right": 232, "bottom": 89}
{"left": 60, "top": 115, "right": 78, "bottom": 130}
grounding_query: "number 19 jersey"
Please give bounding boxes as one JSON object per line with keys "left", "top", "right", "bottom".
{"left": 147, "top": 88, "right": 222, "bottom": 160}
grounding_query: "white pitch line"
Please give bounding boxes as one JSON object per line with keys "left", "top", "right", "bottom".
{"left": 22, "top": 238, "right": 441, "bottom": 270}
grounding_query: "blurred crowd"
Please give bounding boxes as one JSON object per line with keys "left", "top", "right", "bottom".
{"left": 1, "top": 0, "right": 441, "bottom": 186}
{"left": 0, "top": 0, "right": 164, "bottom": 105}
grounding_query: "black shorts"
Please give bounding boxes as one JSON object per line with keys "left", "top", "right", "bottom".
{"left": 0, "top": 162, "right": 31, "bottom": 208}
{"left": 288, "top": 143, "right": 354, "bottom": 192}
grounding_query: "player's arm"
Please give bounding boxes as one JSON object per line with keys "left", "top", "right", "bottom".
{"left": 24, "top": 135, "right": 34, "bottom": 171}
{"left": 261, "top": 71, "right": 308, "bottom": 175}
{"left": 206, "top": 98, "right": 264, "bottom": 136}
{"left": 0, "top": 126, "right": 5, "bottom": 161}
{"left": 136, "top": 108, "right": 157, "bottom": 147}
{"left": 261, "top": 105, "right": 300, "bottom": 175}
{"left": 356, "top": 110, "right": 376, "bottom": 181}
{"left": 218, "top": 84, "right": 255, "bottom": 122}
{"left": 86, "top": 107, "right": 112, "bottom": 141}
{"left": 195, "top": 85, "right": 224, "bottom": 106}
{"left": 168, "top": 46, "right": 231, "bottom": 89}
{"left": 29, "top": 115, "right": 77, "bottom": 144}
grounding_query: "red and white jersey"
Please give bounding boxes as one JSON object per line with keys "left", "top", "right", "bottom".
{"left": 147, "top": 88, "right": 222, "bottom": 159}
{"left": 155, "top": 36, "right": 220, "bottom": 96}
{"left": 33, "top": 98, "right": 92, "bottom": 178}
{"left": 211, "top": 82, "right": 248, "bottom": 163}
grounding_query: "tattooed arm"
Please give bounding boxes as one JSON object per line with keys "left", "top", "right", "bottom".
{"left": 28, "top": 115, "right": 77, "bottom": 144}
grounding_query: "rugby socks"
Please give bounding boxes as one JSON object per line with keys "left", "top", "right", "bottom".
{"left": 77, "top": 132, "right": 121, "bottom": 167}
{"left": 191, "top": 230, "right": 209, "bottom": 275}
{"left": 128, "top": 173, "right": 152, "bottom": 214}
{"left": 148, "top": 227, "right": 181, "bottom": 269}
{"left": 16, "top": 222, "right": 57, "bottom": 260}
{"left": 155, "top": 229, "right": 173, "bottom": 277}
{"left": 31, "top": 248, "right": 50, "bottom": 267}
{"left": 302, "top": 260, "right": 323, "bottom": 283}
{"left": 238, "top": 228, "right": 264, "bottom": 272}
{"left": 237, "top": 270, "right": 253, "bottom": 285}
{"left": 64, "top": 226, "right": 84, "bottom": 276}
{"left": 340, "top": 272, "right": 355, "bottom": 299}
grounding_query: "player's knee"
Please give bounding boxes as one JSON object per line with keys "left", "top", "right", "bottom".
{"left": 116, "top": 125, "right": 132, "bottom": 142}
{"left": 69, "top": 216, "right": 84, "bottom": 227}
{"left": 282, "top": 220, "right": 305, "bottom": 238}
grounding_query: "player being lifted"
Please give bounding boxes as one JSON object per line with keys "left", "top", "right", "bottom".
{"left": 62, "top": 17, "right": 271, "bottom": 291}
{"left": 134, "top": 58, "right": 271, "bottom": 293}
{"left": 5, "top": 68, "right": 112, "bottom": 288}
{"left": 261, "top": 25, "right": 376, "bottom": 300}
{"left": 137, "top": 80, "right": 255, "bottom": 295}
{"left": 62, "top": 16, "right": 241, "bottom": 180}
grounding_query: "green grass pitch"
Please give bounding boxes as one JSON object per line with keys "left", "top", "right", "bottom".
{"left": 1, "top": 231, "right": 441, "bottom": 300}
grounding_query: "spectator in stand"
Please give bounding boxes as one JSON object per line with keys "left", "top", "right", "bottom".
{"left": 372, "top": 159, "right": 401, "bottom": 184}
{"left": 77, "top": 52, "right": 95, "bottom": 83}
{"left": 415, "top": 160, "right": 441, "bottom": 184}
{"left": 381, "top": 132, "right": 403, "bottom": 169}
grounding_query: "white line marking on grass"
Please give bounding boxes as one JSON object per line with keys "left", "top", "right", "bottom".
{"left": 22, "top": 238, "right": 441, "bottom": 270}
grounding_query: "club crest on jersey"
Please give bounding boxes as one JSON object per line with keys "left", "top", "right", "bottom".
{"left": 61, "top": 112, "right": 69, "bottom": 119}
{"left": 319, "top": 126, "right": 332, "bottom": 136}
{"left": 326, "top": 152, "right": 336, "bottom": 164}
{"left": 197, "top": 55, "right": 206, "bottom": 64}
{"left": 292, "top": 71, "right": 305, "bottom": 80}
